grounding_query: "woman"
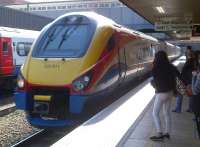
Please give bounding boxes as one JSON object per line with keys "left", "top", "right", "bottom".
{"left": 173, "top": 47, "right": 195, "bottom": 113}
{"left": 191, "top": 51, "right": 200, "bottom": 138}
{"left": 150, "top": 51, "right": 180, "bottom": 141}
{"left": 181, "top": 47, "right": 196, "bottom": 112}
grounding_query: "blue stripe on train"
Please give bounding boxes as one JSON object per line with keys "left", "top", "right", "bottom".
{"left": 14, "top": 92, "right": 27, "bottom": 109}
{"left": 70, "top": 95, "right": 87, "bottom": 114}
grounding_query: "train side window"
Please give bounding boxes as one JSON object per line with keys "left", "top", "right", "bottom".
{"left": 17, "top": 42, "right": 32, "bottom": 56}
{"left": 107, "top": 35, "right": 115, "bottom": 51}
{"left": 137, "top": 48, "right": 142, "bottom": 60}
{"left": 3, "top": 42, "right": 8, "bottom": 53}
{"left": 150, "top": 45, "right": 156, "bottom": 57}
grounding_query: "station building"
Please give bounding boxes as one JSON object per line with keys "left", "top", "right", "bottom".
{"left": 0, "top": 6, "right": 52, "bottom": 30}
{"left": 5, "top": 0, "right": 169, "bottom": 39}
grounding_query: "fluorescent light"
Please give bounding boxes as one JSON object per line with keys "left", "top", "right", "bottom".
{"left": 156, "top": 6, "right": 165, "bottom": 14}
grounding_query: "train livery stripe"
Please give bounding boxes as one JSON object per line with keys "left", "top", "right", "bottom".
{"left": 33, "top": 95, "right": 51, "bottom": 101}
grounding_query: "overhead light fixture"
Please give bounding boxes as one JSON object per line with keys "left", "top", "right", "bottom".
{"left": 156, "top": 6, "right": 165, "bottom": 14}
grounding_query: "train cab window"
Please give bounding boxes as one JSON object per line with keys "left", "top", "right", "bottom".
{"left": 3, "top": 42, "right": 9, "bottom": 53}
{"left": 17, "top": 42, "right": 32, "bottom": 56}
{"left": 107, "top": 35, "right": 115, "bottom": 51}
{"left": 32, "top": 15, "right": 96, "bottom": 58}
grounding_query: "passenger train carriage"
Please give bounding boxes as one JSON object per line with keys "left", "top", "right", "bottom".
{"left": 14, "top": 12, "right": 181, "bottom": 127}
{"left": 0, "top": 27, "right": 39, "bottom": 90}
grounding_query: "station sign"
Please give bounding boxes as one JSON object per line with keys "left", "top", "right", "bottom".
{"left": 155, "top": 16, "right": 192, "bottom": 32}
{"left": 155, "top": 23, "right": 192, "bottom": 31}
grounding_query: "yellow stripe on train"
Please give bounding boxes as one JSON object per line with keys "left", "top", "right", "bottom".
{"left": 34, "top": 95, "right": 52, "bottom": 101}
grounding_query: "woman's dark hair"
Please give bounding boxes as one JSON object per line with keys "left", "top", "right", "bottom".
{"left": 153, "top": 50, "right": 170, "bottom": 68}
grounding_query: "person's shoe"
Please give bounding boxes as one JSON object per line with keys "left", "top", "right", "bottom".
{"left": 186, "top": 109, "right": 193, "bottom": 113}
{"left": 150, "top": 133, "right": 164, "bottom": 141}
{"left": 162, "top": 133, "right": 170, "bottom": 139}
{"left": 172, "top": 109, "right": 181, "bottom": 113}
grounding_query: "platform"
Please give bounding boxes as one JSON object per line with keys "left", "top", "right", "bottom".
{"left": 119, "top": 96, "right": 200, "bottom": 147}
{"left": 52, "top": 56, "right": 200, "bottom": 147}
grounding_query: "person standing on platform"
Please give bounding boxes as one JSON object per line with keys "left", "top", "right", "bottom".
{"left": 172, "top": 46, "right": 195, "bottom": 113}
{"left": 180, "top": 46, "right": 196, "bottom": 112}
{"left": 191, "top": 51, "right": 200, "bottom": 139}
{"left": 150, "top": 51, "right": 180, "bottom": 141}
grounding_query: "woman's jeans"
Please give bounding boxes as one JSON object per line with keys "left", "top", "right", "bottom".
{"left": 174, "top": 95, "right": 193, "bottom": 112}
{"left": 174, "top": 95, "right": 183, "bottom": 112}
{"left": 153, "top": 91, "right": 173, "bottom": 133}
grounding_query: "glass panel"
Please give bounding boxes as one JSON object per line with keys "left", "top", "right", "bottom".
{"left": 17, "top": 42, "right": 32, "bottom": 56}
{"left": 3, "top": 42, "right": 8, "bottom": 53}
{"left": 33, "top": 16, "right": 96, "bottom": 58}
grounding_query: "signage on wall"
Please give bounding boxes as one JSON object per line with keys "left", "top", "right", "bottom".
{"left": 155, "top": 23, "right": 192, "bottom": 31}
{"left": 155, "top": 16, "right": 193, "bottom": 32}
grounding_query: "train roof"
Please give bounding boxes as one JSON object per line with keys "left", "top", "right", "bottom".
{"left": 0, "top": 26, "right": 40, "bottom": 39}
{"left": 40, "top": 12, "right": 158, "bottom": 44}
{"left": 53, "top": 11, "right": 159, "bottom": 43}
{"left": 53, "top": 11, "right": 116, "bottom": 26}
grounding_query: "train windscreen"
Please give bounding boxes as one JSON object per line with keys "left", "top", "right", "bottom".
{"left": 32, "top": 16, "right": 96, "bottom": 58}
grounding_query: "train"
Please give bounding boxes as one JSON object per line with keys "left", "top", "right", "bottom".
{"left": 0, "top": 27, "right": 39, "bottom": 91}
{"left": 14, "top": 12, "right": 181, "bottom": 127}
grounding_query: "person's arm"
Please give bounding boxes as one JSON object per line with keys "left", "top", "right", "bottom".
{"left": 180, "top": 66, "right": 189, "bottom": 86}
{"left": 151, "top": 68, "right": 159, "bottom": 89}
{"left": 173, "top": 65, "right": 181, "bottom": 78}
{"left": 172, "top": 65, "right": 185, "bottom": 84}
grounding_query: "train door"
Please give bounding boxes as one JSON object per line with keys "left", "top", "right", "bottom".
{"left": 123, "top": 38, "right": 141, "bottom": 82}
{"left": 136, "top": 40, "right": 153, "bottom": 78}
{"left": 135, "top": 47, "right": 143, "bottom": 78}
{"left": 0, "top": 37, "right": 13, "bottom": 75}
{"left": 118, "top": 47, "right": 126, "bottom": 84}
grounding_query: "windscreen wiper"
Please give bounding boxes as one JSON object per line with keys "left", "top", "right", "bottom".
{"left": 58, "top": 17, "right": 83, "bottom": 50}
{"left": 57, "top": 27, "right": 71, "bottom": 49}
{"left": 42, "top": 27, "right": 57, "bottom": 51}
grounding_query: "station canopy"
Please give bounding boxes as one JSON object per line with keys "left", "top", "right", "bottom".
{"left": 120, "top": 0, "right": 200, "bottom": 40}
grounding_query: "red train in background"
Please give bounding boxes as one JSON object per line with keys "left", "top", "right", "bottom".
{"left": 0, "top": 27, "right": 39, "bottom": 92}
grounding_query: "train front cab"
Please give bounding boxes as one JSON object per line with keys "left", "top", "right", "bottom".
{"left": 14, "top": 13, "right": 119, "bottom": 127}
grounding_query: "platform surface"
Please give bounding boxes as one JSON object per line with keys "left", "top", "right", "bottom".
{"left": 119, "top": 96, "right": 200, "bottom": 147}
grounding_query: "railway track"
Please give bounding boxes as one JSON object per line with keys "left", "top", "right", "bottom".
{"left": 11, "top": 127, "right": 75, "bottom": 147}
{"left": 11, "top": 129, "right": 46, "bottom": 147}
{"left": 0, "top": 96, "right": 16, "bottom": 116}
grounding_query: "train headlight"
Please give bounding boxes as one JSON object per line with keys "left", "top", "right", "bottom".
{"left": 17, "top": 74, "right": 25, "bottom": 88}
{"left": 72, "top": 75, "right": 91, "bottom": 92}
